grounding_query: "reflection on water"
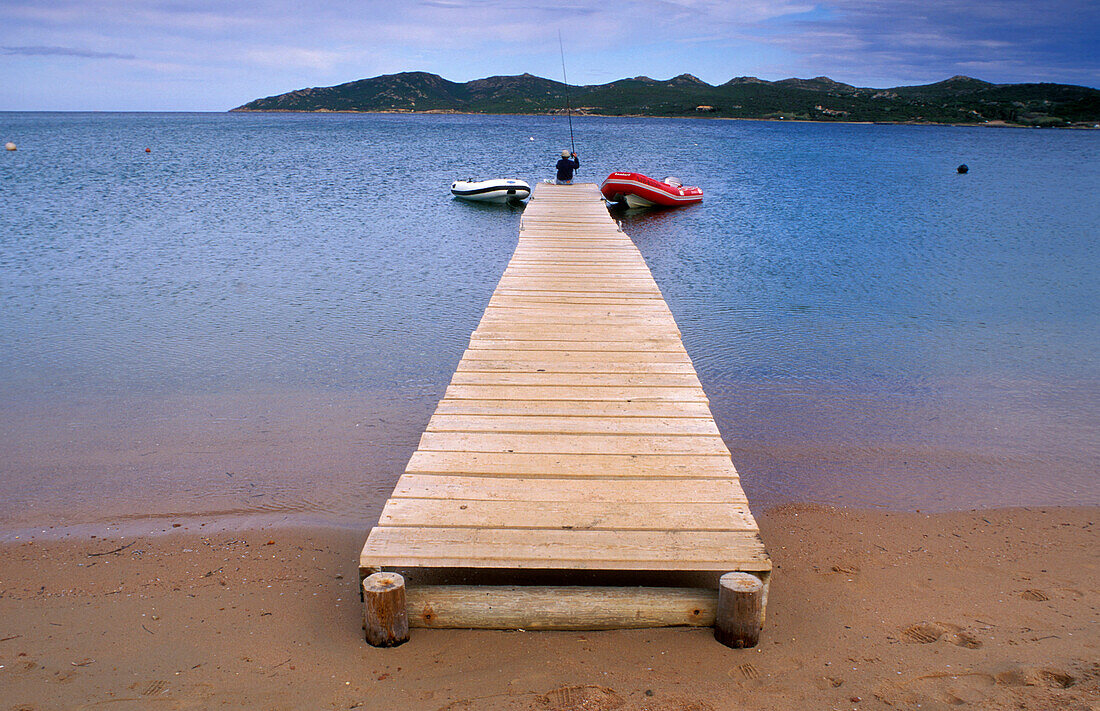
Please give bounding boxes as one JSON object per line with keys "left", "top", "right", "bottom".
{"left": 0, "top": 112, "right": 1097, "bottom": 532}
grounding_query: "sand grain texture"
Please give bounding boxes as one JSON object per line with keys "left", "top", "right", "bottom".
{"left": 0, "top": 506, "right": 1096, "bottom": 710}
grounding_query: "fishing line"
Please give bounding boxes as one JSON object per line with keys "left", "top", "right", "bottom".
{"left": 558, "top": 30, "right": 576, "bottom": 159}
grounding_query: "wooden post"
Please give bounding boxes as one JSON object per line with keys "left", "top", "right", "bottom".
{"left": 363, "top": 572, "right": 409, "bottom": 647}
{"left": 714, "top": 572, "right": 763, "bottom": 648}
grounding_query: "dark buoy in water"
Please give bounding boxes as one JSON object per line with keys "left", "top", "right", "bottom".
{"left": 957, "top": 164, "right": 969, "bottom": 174}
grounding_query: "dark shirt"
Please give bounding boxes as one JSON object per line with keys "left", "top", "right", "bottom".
{"left": 555, "top": 156, "right": 580, "bottom": 181}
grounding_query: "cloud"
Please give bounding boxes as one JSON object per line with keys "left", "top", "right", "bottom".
{"left": 242, "top": 47, "right": 344, "bottom": 71}
{"left": 3, "top": 45, "right": 135, "bottom": 59}
{"left": 747, "top": 0, "right": 1100, "bottom": 85}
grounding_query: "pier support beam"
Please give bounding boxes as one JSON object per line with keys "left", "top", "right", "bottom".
{"left": 363, "top": 572, "right": 409, "bottom": 647}
{"left": 714, "top": 572, "right": 763, "bottom": 648}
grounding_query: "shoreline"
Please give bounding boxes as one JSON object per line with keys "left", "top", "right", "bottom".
{"left": 2, "top": 504, "right": 1095, "bottom": 709}
{"left": 227, "top": 107, "right": 1100, "bottom": 129}
{"left": 0, "top": 499, "right": 1091, "bottom": 544}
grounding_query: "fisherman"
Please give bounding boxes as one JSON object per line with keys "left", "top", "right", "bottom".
{"left": 555, "top": 149, "right": 580, "bottom": 184}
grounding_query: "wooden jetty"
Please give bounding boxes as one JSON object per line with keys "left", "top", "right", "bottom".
{"left": 360, "top": 183, "right": 770, "bottom": 644}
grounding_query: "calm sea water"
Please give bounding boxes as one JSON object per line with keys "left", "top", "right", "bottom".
{"left": 1, "top": 112, "right": 1097, "bottom": 534}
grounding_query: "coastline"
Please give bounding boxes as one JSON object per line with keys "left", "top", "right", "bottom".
{"left": 226, "top": 107, "right": 1100, "bottom": 129}
{"left": 2, "top": 505, "right": 1095, "bottom": 710}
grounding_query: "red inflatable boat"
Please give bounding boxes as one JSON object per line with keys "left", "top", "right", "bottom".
{"left": 600, "top": 172, "right": 704, "bottom": 208}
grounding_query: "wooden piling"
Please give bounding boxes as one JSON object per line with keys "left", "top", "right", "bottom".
{"left": 714, "top": 572, "right": 763, "bottom": 648}
{"left": 363, "top": 572, "right": 409, "bottom": 647}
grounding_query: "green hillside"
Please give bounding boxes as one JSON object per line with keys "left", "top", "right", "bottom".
{"left": 232, "top": 72, "right": 1100, "bottom": 127}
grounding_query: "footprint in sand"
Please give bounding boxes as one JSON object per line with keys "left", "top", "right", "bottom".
{"left": 735, "top": 662, "right": 761, "bottom": 680}
{"left": 536, "top": 685, "right": 624, "bottom": 711}
{"left": 142, "top": 679, "right": 169, "bottom": 696}
{"left": 902, "top": 622, "right": 943, "bottom": 644}
{"left": 875, "top": 670, "right": 997, "bottom": 707}
{"left": 901, "top": 622, "right": 983, "bottom": 648}
{"left": 814, "top": 676, "right": 844, "bottom": 690}
{"left": 1020, "top": 588, "right": 1050, "bottom": 601}
{"left": 995, "top": 665, "right": 1077, "bottom": 689}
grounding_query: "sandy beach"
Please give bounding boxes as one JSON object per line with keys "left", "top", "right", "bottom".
{"left": 1, "top": 505, "right": 1095, "bottom": 710}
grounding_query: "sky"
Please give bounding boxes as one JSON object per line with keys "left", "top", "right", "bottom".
{"left": 2, "top": 0, "right": 1098, "bottom": 111}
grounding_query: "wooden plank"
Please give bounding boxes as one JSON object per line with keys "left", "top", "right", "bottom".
{"left": 417, "top": 431, "right": 730, "bottom": 456}
{"left": 391, "top": 474, "right": 747, "bottom": 502}
{"left": 483, "top": 303, "right": 674, "bottom": 316}
{"left": 361, "top": 527, "right": 771, "bottom": 571}
{"left": 487, "top": 297, "right": 668, "bottom": 308}
{"left": 432, "top": 399, "right": 714, "bottom": 418}
{"left": 471, "top": 326, "right": 682, "bottom": 341}
{"left": 480, "top": 306, "right": 675, "bottom": 318}
{"left": 380, "top": 499, "right": 757, "bottom": 531}
{"left": 448, "top": 372, "right": 701, "bottom": 387}
{"left": 404, "top": 451, "right": 740, "bottom": 478}
{"left": 427, "top": 414, "right": 720, "bottom": 436}
{"left": 493, "top": 280, "right": 662, "bottom": 292}
{"left": 455, "top": 359, "right": 697, "bottom": 374}
{"left": 405, "top": 585, "right": 718, "bottom": 629}
{"left": 477, "top": 315, "right": 680, "bottom": 328}
{"left": 493, "top": 290, "right": 664, "bottom": 301}
{"left": 459, "top": 349, "right": 692, "bottom": 363}
{"left": 442, "top": 385, "right": 708, "bottom": 401}
{"left": 505, "top": 259, "right": 649, "bottom": 266}
{"left": 503, "top": 269, "right": 655, "bottom": 278}
{"left": 465, "top": 338, "right": 688, "bottom": 352}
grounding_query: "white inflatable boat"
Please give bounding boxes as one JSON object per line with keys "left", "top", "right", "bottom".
{"left": 451, "top": 178, "right": 531, "bottom": 203}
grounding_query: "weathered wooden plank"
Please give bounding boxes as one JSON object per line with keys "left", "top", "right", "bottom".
{"left": 477, "top": 315, "right": 680, "bottom": 328}
{"left": 493, "top": 280, "right": 662, "bottom": 292}
{"left": 471, "top": 326, "right": 682, "bottom": 341}
{"left": 404, "top": 451, "right": 740, "bottom": 478}
{"left": 466, "top": 338, "right": 687, "bottom": 352}
{"left": 448, "top": 371, "right": 702, "bottom": 387}
{"left": 426, "top": 414, "right": 720, "bottom": 436}
{"left": 431, "top": 399, "right": 714, "bottom": 418}
{"left": 405, "top": 585, "right": 718, "bottom": 630}
{"left": 493, "top": 290, "right": 664, "bottom": 301}
{"left": 456, "top": 359, "right": 697, "bottom": 374}
{"left": 442, "top": 384, "right": 708, "bottom": 401}
{"left": 361, "top": 527, "right": 771, "bottom": 571}
{"left": 487, "top": 297, "right": 668, "bottom": 309}
{"left": 459, "top": 349, "right": 692, "bottom": 363}
{"left": 390, "top": 474, "right": 746, "bottom": 502}
{"left": 380, "top": 499, "right": 757, "bottom": 531}
{"left": 483, "top": 303, "right": 674, "bottom": 316}
{"left": 506, "top": 259, "right": 649, "bottom": 266}
{"left": 417, "top": 431, "right": 730, "bottom": 456}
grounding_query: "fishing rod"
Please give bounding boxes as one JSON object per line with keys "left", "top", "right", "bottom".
{"left": 558, "top": 30, "right": 576, "bottom": 159}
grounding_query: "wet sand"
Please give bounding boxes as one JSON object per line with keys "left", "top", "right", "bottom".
{"left": 3, "top": 383, "right": 1096, "bottom": 540}
{"left": 1, "top": 506, "right": 1095, "bottom": 710}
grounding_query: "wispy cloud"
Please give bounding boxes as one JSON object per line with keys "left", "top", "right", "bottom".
{"left": 758, "top": 0, "right": 1100, "bottom": 85}
{"left": 3, "top": 45, "right": 135, "bottom": 59}
{"left": 242, "top": 47, "right": 344, "bottom": 71}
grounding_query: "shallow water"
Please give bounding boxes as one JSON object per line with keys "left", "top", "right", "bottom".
{"left": 1, "top": 112, "right": 1097, "bottom": 534}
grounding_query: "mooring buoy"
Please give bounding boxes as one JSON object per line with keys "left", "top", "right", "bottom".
{"left": 4, "top": 142, "right": 15, "bottom": 151}
{"left": 145, "top": 148, "right": 151, "bottom": 153}
{"left": 957, "top": 164, "right": 969, "bottom": 174}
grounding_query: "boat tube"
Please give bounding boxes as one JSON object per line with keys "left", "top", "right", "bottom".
{"left": 600, "top": 172, "right": 703, "bottom": 208}
{"left": 451, "top": 178, "right": 531, "bottom": 203}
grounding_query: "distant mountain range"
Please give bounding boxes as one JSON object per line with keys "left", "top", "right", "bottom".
{"left": 233, "top": 72, "right": 1100, "bottom": 127}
